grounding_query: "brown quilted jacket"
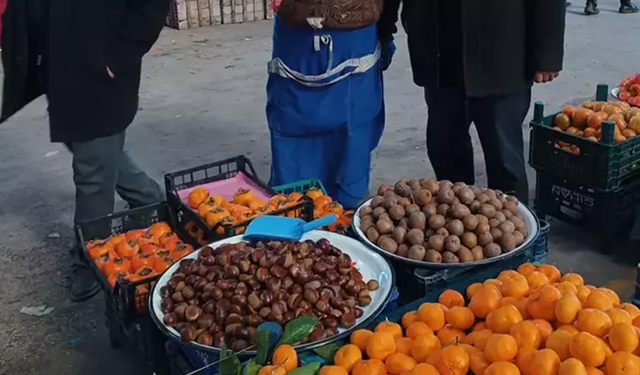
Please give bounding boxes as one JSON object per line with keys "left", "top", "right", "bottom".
{"left": 276, "top": 0, "right": 383, "bottom": 29}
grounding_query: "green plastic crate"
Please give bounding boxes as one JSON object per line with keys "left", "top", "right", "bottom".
{"left": 529, "top": 84, "right": 640, "bottom": 191}
{"left": 273, "top": 179, "right": 327, "bottom": 195}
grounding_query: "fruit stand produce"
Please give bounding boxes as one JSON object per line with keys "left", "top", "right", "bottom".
{"left": 315, "top": 263, "right": 640, "bottom": 375}
{"left": 529, "top": 84, "right": 640, "bottom": 236}
{"left": 613, "top": 74, "right": 640, "bottom": 107}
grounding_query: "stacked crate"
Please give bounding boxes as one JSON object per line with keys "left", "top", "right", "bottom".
{"left": 529, "top": 84, "right": 640, "bottom": 237}
{"left": 167, "top": 0, "right": 272, "bottom": 30}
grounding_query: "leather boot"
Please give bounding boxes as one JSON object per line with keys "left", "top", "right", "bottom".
{"left": 585, "top": 0, "right": 600, "bottom": 14}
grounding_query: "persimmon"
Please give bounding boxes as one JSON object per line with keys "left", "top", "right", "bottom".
{"left": 287, "top": 192, "right": 304, "bottom": 202}
{"left": 153, "top": 256, "right": 174, "bottom": 273}
{"left": 247, "top": 198, "right": 266, "bottom": 211}
{"left": 314, "top": 195, "right": 333, "bottom": 210}
{"left": 204, "top": 208, "right": 230, "bottom": 227}
{"left": 125, "top": 229, "right": 146, "bottom": 242}
{"left": 95, "top": 249, "right": 118, "bottom": 272}
{"left": 306, "top": 187, "right": 324, "bottom": 200}
{"left": 187, "top": 187, "right": 210, "bottom": 209}
{"left": 140, "top": 242, "right": 163, "bottom": 256}
{"left": 135, "top": 266, "right": 157, "bottom": 281}
{"left": 104, "top": 257, "right": 132, "bottom": 276}
{"left": 171, "top": 243, "right": 194, "bottom": 260}
{"left": 131, "top": 252, "right": 155, "bottom": 271}
{"left": 147, "top": 222, "right": 172, "bottom": 239}
{"left": 108, "top": 271, "right": 129, "bottom": 287}
{"left": 325, "top": 202, "right": 344, "bottom": 217}
{"left": 231, "top": 188, "right": 254, "bottom": 206}
{"left": 268, "top": 195, "right": 288, "bottom": 209}
{"left": 88, "top": 240, "right": 113, "bottom": 259}
{"left": 197, "top": 198, "right": 220, "bottom": 218}
{"left": 137, "top": 232, "right": 159, "bottom": 248}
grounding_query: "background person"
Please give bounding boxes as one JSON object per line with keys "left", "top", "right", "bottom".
{"left": 377, "top": 0, "right": 566, "bottom": 203}
{"left": 266, "top": 0, "right": 395, "bottom": 209}
{"left": 585, "top": 0, "right": 638, "bottom": 14}
{"left": 1, "top": 0, "right": 168, "bottom": 301}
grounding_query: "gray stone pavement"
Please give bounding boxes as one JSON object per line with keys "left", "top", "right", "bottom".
{"left": 0, "top": 1, "right": 639, "bottom": 373}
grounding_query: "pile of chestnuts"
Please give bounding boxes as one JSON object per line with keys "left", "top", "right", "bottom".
{"left": 159, "top": 238, "right": 380, "bottom": 350}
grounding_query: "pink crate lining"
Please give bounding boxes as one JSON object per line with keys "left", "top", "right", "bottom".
{"left": 176, "top": 171, "right": 274, "bottom": 207}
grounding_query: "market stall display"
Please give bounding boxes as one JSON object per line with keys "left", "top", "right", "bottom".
{"left": 353, "top": 179, "right": 538, "bottom": 267}
{"left": 150, "top": 231, "right": 395, "bottom": 354}
{"left": 165, "top": 156, "right": 315, "bottom": 245}
{"left": 612, "top": 74, "right": 640, "bottom": 106}
{"left": 317, "top": 263, "right": 640, "bottom": 375}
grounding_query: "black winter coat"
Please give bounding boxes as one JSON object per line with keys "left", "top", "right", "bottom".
{"left": 1, "top": 0, "right": 169, "bottom": 143}
{"left": 377, "top": 0, "right": 566, "bottom": 97}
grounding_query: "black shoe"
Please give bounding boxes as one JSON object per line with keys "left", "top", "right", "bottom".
{"left": 70, "top": 263, "right": 101, "bottom": 302}
{"left": 620, "top": 2, "right": 639, "bottom": 13}
{"left": 566, "top": 1, "right": 572, "bottom": 6}
{"left": 585, "top": 1, "right": 600, "bottom": 14}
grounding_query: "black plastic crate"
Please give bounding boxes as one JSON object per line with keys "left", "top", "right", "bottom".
{"left": 529, "top": 85, "right": 640, "bottom": 190}
{"left": 164, "top": 155, "right": 314, "bottom": 244}
{"left": 534, "top": 171, "right": 640, "bottom": 236}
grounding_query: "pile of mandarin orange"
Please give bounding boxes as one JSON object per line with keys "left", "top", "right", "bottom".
{"left": 315, "top": 263, "right": 640, "bottom": 375}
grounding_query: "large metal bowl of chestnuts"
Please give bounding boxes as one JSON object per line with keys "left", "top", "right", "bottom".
{"left": 149, "top": 230, "right": 395, "bottom": 354}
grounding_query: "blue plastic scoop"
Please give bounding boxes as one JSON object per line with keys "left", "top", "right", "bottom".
{"left": 243, "top": 214, "right": 338, "bottom": 242}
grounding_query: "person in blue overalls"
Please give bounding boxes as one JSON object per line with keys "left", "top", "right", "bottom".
{"left": 266, "top": 0, "right": 395, "bottom": 209}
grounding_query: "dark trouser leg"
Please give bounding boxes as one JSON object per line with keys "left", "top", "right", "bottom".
{"left": 468, "top": 89, "right": 531, "bottom": 203}
{"left": 585, "top": 0, "right": 600, "bottom": 14}
{"left": 115, "top": 151, "right": 163, "bottom": 209}
{"left": 424, "top": 88, "right": 474, "bottom": 184}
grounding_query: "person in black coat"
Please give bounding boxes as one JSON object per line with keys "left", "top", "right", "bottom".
{"left": 1, "top": 0, "right": 169, "bottom": 301}
{"left": 377, "top": 0, "right": 566, "bottom": 203}
{"left": 585, "top": 0, "right": 638, "bottom": 15}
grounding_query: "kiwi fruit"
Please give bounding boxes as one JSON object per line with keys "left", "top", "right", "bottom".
{"left": 503, "top": 200, "right": 518, "bottom": 214}
{"left": 469, "top": 200, "right": 482, "bottom": 214}
{"left": 444, "top": 235, "right": 461, "bottom": 253}
{"left": 370, "top": 196, "right": 384, "bottom": 209}
{"left": 462, "top": 215, "right": 479, "bottom": 231}
{"left": 498, "top": 220, "right": 515, "bottom": 234}
{"left": 422, "top": 204, "right": 437, "bottom": 218}
{"left": 360, "top": 221, "right": 374, "bottom": 233}
{"left": 511, "top": 217, "right": 525, "bottom": 231}
{"left": 422, "top": 180, "right": 440, "bottom": 195}
{"left": 484, "top": 189, "right": 497, "bottom": 200}
{"left": 398, "top": 198, "right": 412, "bottom": 208}
{"left": 478, "top": 232, "right": 493, "bottom": 247}
{"left": 383, "top": 196, "right": 400, "bottom": 210}
{"left": 372, "top": 207, "right": 386, "bottom": 219}
{"left": 476, "top": 214, "right": 489, "bottom": 225}
{"left": 360, "top": 206, "right": 373, "bottom": 216}
{"left": 376, "top": 219, "right": 394, "bottom": 235}
{"left": 513, "top": 231, "right": 525, "bottom": 246}
{"left": 428, "top": 214, "right": 446, "bottom": 230}
{"left": 377, "top": 185, "right": 392, "bottom": 196}
{"left": 383, "top": 190, "right": 397, "bottom": 198}
{"left": 406, "top": 228, "right": 425, "bottom": 245}
{"left": 397, "top": 218, "right": 409, "bottom": 229}
{"left": 391, "top": 226, "right": 407, "bottom": 244}
{"left": 493, "top": 211, "right": 506, "bottom": 223}
{"left": 483, "top": 243, "right": 502, "bottom": 258}
{"left": 405, "top": 204, "right": 421, "bottom": 217}
{"left": 378, "top": 213, "right": 391, "bottom": 222}
{"left": 408, "top": 179, "right": 421, "bottom": 190}
{"left": 427, "top": 235, "right": 445, "bottom": 252}
{"left": 442, "top": 251, "right": 459, "bottom": 263}
{"left": 501, "top": 233, "right": 516, "bottom": 252}
{"left": 415, "top": 189, "right": 433, "bottom": 206}
{"left": 388, "top": 205, "right": 406, "bottom": 221}
{"left": 446, "top": 219, "right": 465, "bottom": 237}
{"left": 475, "top": 222, "right": 491, "bottom": 235}
{"left": 378, "top": 235, "right": 398, "bottom": 253}
{"left": 366, "top": 227, "right": 380, "bottom": 243}
{"left": 479, "top": 204, "right": 497, "bottom": 218}
{"left": 408, "top": 245, "right": 427, "bottom": 261}
{"left": 488, "top": 198, "right": 503, "bottom": 211}
{"left": 436, "top": 204, "right": 450, "bottom": 216}
{"left": 396, "top": 244, "right": 409, "bottom": 257}
{"left": 471, "top": 246, "right": 485, "bottom": 261}
{"left": 425, "top": 249, "right": 442, "bottom": 263}
{"left": 425, "top": 229, "right": 435, "bottom": 237}
{"left": 451, "top": 197, "right": 461, "bottom": 206}
{"left": 490, "top": 228, "right": 502, "bottom": 243}
{"left": 456, "top": 187, "right": 476, "bottom": 205}
{"left": 501, "top": 209, "right": 514, "bottom": 220}
{"left": 408, "top": 212, "right": 427, "bottom": 230}
{"left": 436, "top": 189, "right": 455, "bottom": 204}
{"left": 394, "top": 182, "right": 412, "bottom": 198}
{"left": 451, "top": 204, "right": 471, "bottom": 220}
{"left": 461, "top": 232, "right": 478, "bottom": 248}
{"left": 457, "top": 247, "right": 474, "bottom": 263}
{"left": 477, "top": 194, "right": 490, "bottom": 204}
{"left": 435, "top": 227, "right": 449, "bottom": 237}
{"left": 439, "top": 180, "right": 453, "bottom": 190}
{"left": 489, "top": 218, "right": 501, "bottom": 228}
